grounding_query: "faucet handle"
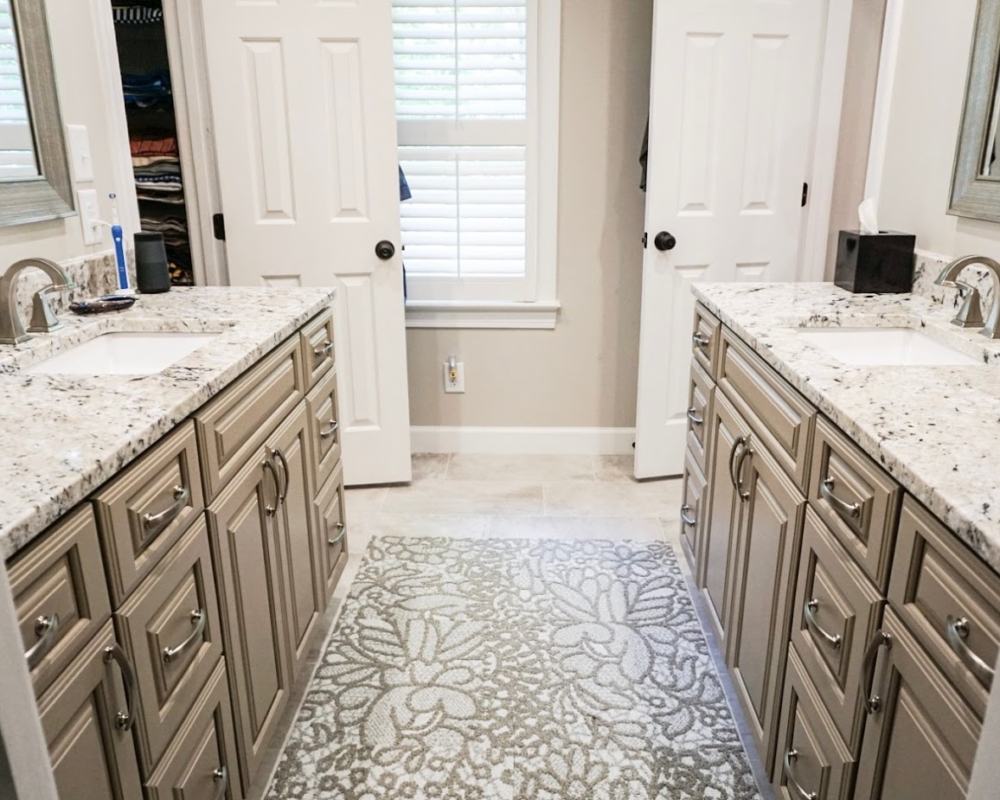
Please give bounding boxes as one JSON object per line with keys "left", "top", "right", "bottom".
{"left": 951, "top": 282, "right": 986, "bottom": 329}
{"left": 27, "top": 283, "right": 74, "bottom": 334}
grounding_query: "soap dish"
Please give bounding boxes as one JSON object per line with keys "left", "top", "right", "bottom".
{"left": 69, "top": 295, "right": 137, "bottom": 315}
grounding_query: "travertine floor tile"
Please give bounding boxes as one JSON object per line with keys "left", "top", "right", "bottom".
{"left": 447, "top": 453, "right": 597, "bottom": 481}
{"left": 381, "top": 479, "right": 544, "bottom": 515}
{"left": 488, "top": 515, "right": 664, "bottom": 541}
{"left": 544, "top": 479, "right": 683, "bottom": 518}
{"left": 352, "top": 513, "right": 490, "bottom": 540}
{"left": 344, "top": 486, "right": 387, "bottom": 515}
{"left": 411, "top": 453, "right": 450, "bottom": 481}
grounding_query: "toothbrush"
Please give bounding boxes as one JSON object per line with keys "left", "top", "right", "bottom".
{"left": 108, "top": 193, "right": 133, "bottom": 295}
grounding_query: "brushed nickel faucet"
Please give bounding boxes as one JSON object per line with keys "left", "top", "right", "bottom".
{"left": 935, "top": 255, "right": 1000, "bottom": 339}
{"left": 0, "top": 258, "right": 75, "bottom": 345}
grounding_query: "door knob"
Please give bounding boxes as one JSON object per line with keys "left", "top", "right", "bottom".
{"left": 654, "top": 232, "right": 677, "bottom": 252}
{"left": 375, "top": 240, "right": 396, "bottom": 260}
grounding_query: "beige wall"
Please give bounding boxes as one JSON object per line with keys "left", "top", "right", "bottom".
{"left": 879, "top": 0, "right": 1000, "bottom": 259}
{"left": 0, "top": 0, "right": 128, "bottom": 267}
{"left": 407, "top": 0, "right": 654, "bottom": 429}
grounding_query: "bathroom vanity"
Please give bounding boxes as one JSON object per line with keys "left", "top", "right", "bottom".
{"left": 682, "top": 282, "right": 1000, "bottom": 800}
{"left": 0, "top": 286, "right": 344, "bottom": 800}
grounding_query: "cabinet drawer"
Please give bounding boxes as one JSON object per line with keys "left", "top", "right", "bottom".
{"left": 300, "top": 309, "right": 335, "bottom": 389}
{"left": 306, "top": 364, "right": 342, "bottom": 491}
{"left": 807, "top": 417, "right": 901, "bottom": 590}
{"left": 8, "top": 505, "right": 112, "bottom": 698}
{"left": 679, "top": 449, "right": 707, "bottom": 580}
{"left": 773, "top": 647, "right": 854, "bottom": 800}
{"left": 888, "top": 496, "right": 1000, "bottom": 719}
{"left": 93, "top": 421, "right": 205, "bottom": 606}
{"left": 692, "top": 303, "right": 721, "bottom": 378}
{"left": 791, "top": 508, "right": 883, "bottom": 749}
{"left": 37, "top": 620, "right": 143, "bottom": 800}
{"left": 315, "top": 461, "right": 349, "bottom": 606}
{"left": 686, "top": 358, "right": 714, "bottom": 474}
{"left": 196, "top": 335, "right": 305, "bottom": 501}
{"left": 115, "top": 517, "right": 223, "bottom": 773}
{"left": 719, "top": 328, "right": 816, "bottom": 490}
{"left": 146, "top": 658, "right": 243, "bottom": 800}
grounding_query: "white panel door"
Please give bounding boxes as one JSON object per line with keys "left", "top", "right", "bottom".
{"left": 199, "top": 0, "right": 412, "bottom": 486}
{"left": 634, "top": 0, "right": 827, "bottom": 479}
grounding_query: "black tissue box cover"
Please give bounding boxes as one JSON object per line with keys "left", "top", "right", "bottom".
{"left": 834, "top": 230, "right": 916, "bottom": 294}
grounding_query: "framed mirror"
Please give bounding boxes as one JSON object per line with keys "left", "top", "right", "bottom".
{"left": 0, "top": 0, "right": 73, "bottom": 226}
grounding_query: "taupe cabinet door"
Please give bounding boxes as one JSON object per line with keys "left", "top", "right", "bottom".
{"left": 207, "top": 454, "right": 292, "bottom": 789}
{"left": 727, "top": 430, "right": 806, "bottom": 773}
{"left": 37, "top": 621, "right": 143, "bottom": 800}
{"left": 854, "top": 608, "right": 980, "bottom": 800}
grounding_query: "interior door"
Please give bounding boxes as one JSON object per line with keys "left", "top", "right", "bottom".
{"left": 199, "top": 0, "right": 412, "bottom": 486}
{"left": 634, "top": 0, "right": 827, "bottom": 478}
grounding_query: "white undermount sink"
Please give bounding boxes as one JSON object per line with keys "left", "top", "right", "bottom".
{"left": 25, "top": 332, "right": 220, "bottom": 376}
{"left": 791, "top": 327, "right": 982, "bottom": 367}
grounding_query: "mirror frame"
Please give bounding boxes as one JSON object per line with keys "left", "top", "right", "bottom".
{"left": 951, "top": 0, "right": 1000, "bottom": 221}
{"left": 0, "top": 0, "right": 73, "bottom": 226}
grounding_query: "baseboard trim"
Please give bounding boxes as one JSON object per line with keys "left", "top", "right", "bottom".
{"left": 410, "top": 426, "right": 636, "bottom": 456}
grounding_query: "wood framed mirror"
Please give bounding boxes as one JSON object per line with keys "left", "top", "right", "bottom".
{"left": 0, "top": 0, "right": 73, "bottom": 226}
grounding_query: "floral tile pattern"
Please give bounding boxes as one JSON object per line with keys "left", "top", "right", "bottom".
{"left": 266, "top": 537, "right": 761, "bottom": 800}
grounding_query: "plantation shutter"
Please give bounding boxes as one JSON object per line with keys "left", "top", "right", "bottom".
{"left": 392, "top": 0, "right": 530, "bottom": 283}
{"left": 0, "top": 0, "right": 37, "bottom": 179}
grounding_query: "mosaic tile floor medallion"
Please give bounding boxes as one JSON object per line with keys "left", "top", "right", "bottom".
{"left": 266, "top": 537, "right": 762, "bottom": 800}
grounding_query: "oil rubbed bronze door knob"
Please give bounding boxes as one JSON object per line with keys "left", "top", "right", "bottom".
{"left": 654, "top": 231, "right": 677, "bottom": 252}
{"left": 375, "top": 240, "right": 396, "bottom": 260}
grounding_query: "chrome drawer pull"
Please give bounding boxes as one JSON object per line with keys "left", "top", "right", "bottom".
{"left": 947, "top": 616, "right": 995, "bottom": 690}
{"left": 163, "top": 609, "right": 207, "bottom": 664}
{"left": 692, "top": 332, "right": 711, "bottom": 349}
{"left": 861, "top": 629, "right": 892, "bottom": 714}
{"left": 313, "top": 341, "right": 334, "bottom": 359}
{"left": 103, "top": 643, "right": 137, "bottom": 731}
{"left": 25, "top": 613, "right": 60, "bottom": 669}
{"left": 783, "top": 750, "right": 818, "bottom": 800}
{"left": 320, "top": 419, "right": 340, "bottom": 440}
{"left": 728, "top": 437, "right": 747, "bottom": 491}
{"left": 804, "top": 599, "right": 842, "bottom": 649}
{"left": 142, "top": 485, "right": 190, "bottom": 538}
{"left": 273, "top": 447, "right": 290, "bottom": 504}
{"left": 686, "top": 408, "right": 704, "bottom": 426}
{"left": 213, "top": 766, "right": 229, "bottom": 799}
{"left": 328, "top": 521, "right": 347, "bottom": 547}
{"left": 263, "top": 458, "right": 280, "bottom": 517}
{"left": 680, "top": 505, "right": 697, "bottom": 527}
{"left": 820, "top": 478, "right": 860, "bottom": 521}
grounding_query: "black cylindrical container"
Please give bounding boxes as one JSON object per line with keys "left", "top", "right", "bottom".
{"left": 134, "top": 232, "right": 171, "bottom": 293}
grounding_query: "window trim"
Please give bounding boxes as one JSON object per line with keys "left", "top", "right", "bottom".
{"left": 401, "top": 0, "right": 561, "bottom": 328}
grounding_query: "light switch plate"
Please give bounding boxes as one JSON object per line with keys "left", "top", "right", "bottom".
{"left": 66, "top": 124, "right": 94, "bottom": 183}
{"left": 78, "top": 189, "right": 102, "bottom": 245}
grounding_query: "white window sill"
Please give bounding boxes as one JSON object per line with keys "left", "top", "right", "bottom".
{"left": 405, "top": 300, "right": 561, "bottom": 330}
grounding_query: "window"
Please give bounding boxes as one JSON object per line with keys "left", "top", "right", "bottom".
{"left": 392, "top": 0, "right": 560, "bottom": 328}
{"left": 0, "top": 0, "right": 37, "bottom": 179}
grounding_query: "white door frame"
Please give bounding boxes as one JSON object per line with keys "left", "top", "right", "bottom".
{"left": 864, "top": 0, "right": 905, "bottom": 202}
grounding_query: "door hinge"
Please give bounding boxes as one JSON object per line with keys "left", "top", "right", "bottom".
{"left": 212, "top": 213, "right": 226, "bottom": 241}
{"left": 642, "top": 232, "right": 648, "bottom": 249}
{"left": 801, "top": 183, "right": 809, "bottom": 208}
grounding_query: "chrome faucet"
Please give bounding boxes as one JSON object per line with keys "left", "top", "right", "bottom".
{"left": 0, "top": 258, "right": 75, "bottom": 345}
{"left": 935, "top": 255, "right": 1000, "bottom": 339}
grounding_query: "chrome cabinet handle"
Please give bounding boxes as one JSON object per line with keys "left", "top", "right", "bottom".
{"left": 262, "top": 458, "right": 280, "bottom": 517}
{"left": 142, "top": 485, "right": 190, "bottom": 538}
{"left": 687, "top": 408, "right": 704, "bottom": 426}
{"left": 328, "top": 521, "right": 347, "bottom": 548}
{"left": 212, "top": 766, "right": 229, "bottom": 799}
{"left": 313, "top": 341, "right": 334, "bottom": 360}
{"left": 728, "top": 436, "right": 747, "bottom": 491}
{"left": 820, "top": 478, "right": 860, "bottom": 521}
{"left": 861, "top": 629, "right": 892, "bottom": 714}
{"left": 163, "top": 609, "right": 207, "bottom": 664}
{"left": 320, "top": 419, "right": 340, "bottom": 440}
{"left": 782, "top": 750, "right": 818, "bottom": 800}
{"left": 947, "top": 615, "right": 995, "bottom": 689}
{"left": 273, "top": 447, "right": 289, "bottom": 504}
{"left": 680, "top": 504, "right": 697, "bottom": 527}
{"left": 804, "top": 599, "right": 842, "bottom": 650}
{"left": 735, "top": 445, "right": 753, "bottom": 502}
{"left": 25, "top": 614, "right": 60, "bottom": 669}
{"left": 692, "top": 332, "right": 711, "bottom": 349}
{"left": 103, "top": 643, "right": 137, "bottom": 731}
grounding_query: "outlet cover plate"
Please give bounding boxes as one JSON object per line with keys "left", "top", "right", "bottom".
{"left": 78, "top": 189, "right": 102, "bottom": 245}
{"left": 444, "top": 361, "right": 466, "bottom": 393}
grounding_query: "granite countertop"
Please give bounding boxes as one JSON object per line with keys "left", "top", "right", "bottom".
{"left": 693, "top": 282, "right": 1000, "bottom": 573}
{"left": 0, "top": 286, "right": 336, "bottom": 561}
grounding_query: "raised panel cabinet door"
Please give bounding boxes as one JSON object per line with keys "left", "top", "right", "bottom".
{"left": 206, "top": 451, "right": 292, "bottom": 790}
{"left": 37, "top": 620, "right": 143, "bottom": 800}
{"left": 701, "top": 391, "right": 751, "bottom": 648}
{"left": 269, "top": 403, "right": 324, "bottom": 678}
{"left": 680, "top": 448, "right": 708, "bottom": 580}
{"left": 315, "top": 461, "right": 349, "bottom": 606}
{"left": 727, "top": 431, "right": 806, "bottom": 774}
{"left": 854, "top": 608, "right": 980, "bottom": 800}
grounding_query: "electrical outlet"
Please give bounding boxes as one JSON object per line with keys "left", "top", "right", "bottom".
{"left": 78, "top": 189, "right": 102, "bottom": 245}
{"left": 443, "top": 358, "right": 466, "bottom": 393}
